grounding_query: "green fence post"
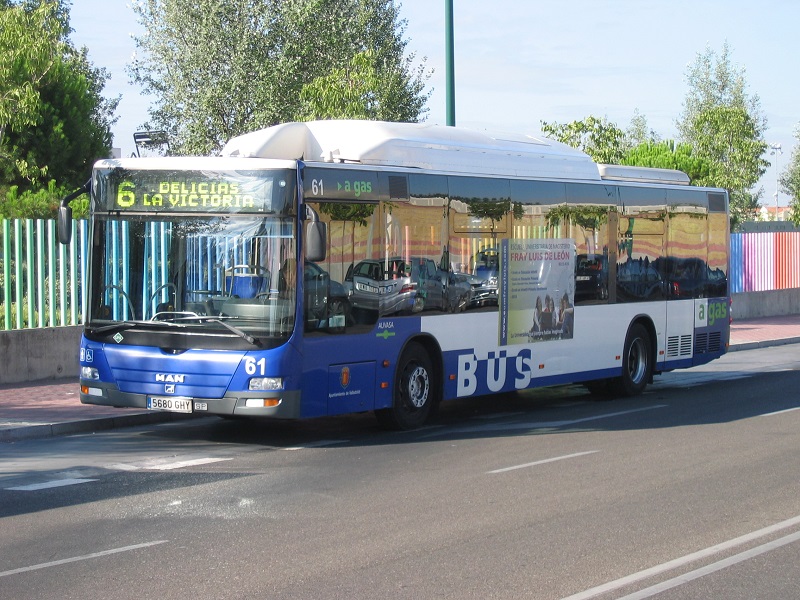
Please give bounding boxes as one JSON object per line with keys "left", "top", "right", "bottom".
{"left": 2, "top": 220, "right": 10, "bottom": 330}
{"left": 36, "top": 219, "right": 45, "bottom": 327}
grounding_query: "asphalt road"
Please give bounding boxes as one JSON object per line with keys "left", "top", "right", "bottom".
{"left": 1, "top": 345, "right": 799, "bottom": 600}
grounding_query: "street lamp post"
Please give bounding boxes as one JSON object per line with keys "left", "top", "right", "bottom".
{"left": 770, "top": 143, "right": 782, "bottom": 220}
{"left": 445, "top": 0, "right": 455, "bottom": 126}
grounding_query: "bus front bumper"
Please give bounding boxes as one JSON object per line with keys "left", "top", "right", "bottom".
{"left": 79, "top": 380, "right": 302, "bottom": 419}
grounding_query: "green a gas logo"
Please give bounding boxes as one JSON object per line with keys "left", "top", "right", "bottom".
{"left": 698, "top": 300, "right": 727, "bottom": 327}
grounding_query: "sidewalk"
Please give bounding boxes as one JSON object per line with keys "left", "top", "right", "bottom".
{"left": 1, "top": 315, "right": 799, "bottom": 442}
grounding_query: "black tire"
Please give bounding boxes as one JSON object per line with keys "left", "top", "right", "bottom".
{"left": 375, "top": 341, "right": 438, "bottom": 430}
{"left": 610, "top": 323, "right": 653, "bottom": 396}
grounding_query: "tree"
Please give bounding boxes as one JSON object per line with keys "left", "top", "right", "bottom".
{"left": 540, "top": 115, "right": 628, "bottom": 164}
{"left": 1, "top": 45, "right": 119, "bottom": 189}
{"left": 298, "top": 50, "right": 427, "bottom": 121}
{"left": 0, "top": 1, "right": 63, "bottom": 155}
{"left": 129, "top": 0, "right": 430, "bottom": 156}
{"left": 780, "top": 125, "right": 800, "bottom": 226}
{"left": 677, "top": 42, "right": 768, "bottom": 228}
{"left": 622, "top": 140, "right": 709, "bottom": 183}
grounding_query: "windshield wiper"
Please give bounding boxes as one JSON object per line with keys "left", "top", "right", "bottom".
{"left": 169, "top": 315, "right": 260, "bottom": 346}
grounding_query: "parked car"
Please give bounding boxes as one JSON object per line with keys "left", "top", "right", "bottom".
{"left": 345, "top": 256, "right": 452, "bottom": 317}
{"left": 467, "top": 248, "right": 499, "bottom": 307}
{"left": 575, "top": 254, "right": 608, "bottom": 304}
{"left": 616, "top": 259, "right": 666, "bottom": 302}
{"left": 445, "top": 272, "right": 473, "bottom": 312}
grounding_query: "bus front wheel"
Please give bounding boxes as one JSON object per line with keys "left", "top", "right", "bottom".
{"left": 611, "top": 323, "right": 652, "bottom": 396}
{"left": 376, "top": 342, "right": 438, "bottom": 430}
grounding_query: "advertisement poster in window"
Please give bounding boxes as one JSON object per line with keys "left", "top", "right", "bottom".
{"left": 499, "top": 239, "right": 575, "bottom": 345}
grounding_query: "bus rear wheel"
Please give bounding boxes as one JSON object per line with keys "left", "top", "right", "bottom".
{"left": 610, "top": 323, "right": 652, "bottom": 396}
{"left": 376, "top": 342, "right": 438, "bottom": 430}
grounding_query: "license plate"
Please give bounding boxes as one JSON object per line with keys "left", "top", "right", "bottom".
{"left": 356, "top": 282, "right": 379, "bottom": 293}
{"left": 147, "top": 396, "right": 193, "bottom": 413}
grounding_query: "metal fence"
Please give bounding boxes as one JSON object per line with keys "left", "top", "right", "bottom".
{"left": 730, "top": 231, "right": 800, "bottom": 293}
{"left": 1, "top": 219, "right": 88, "bottom": 330}
{"left": 1, "top": 219, "right": 798, "bottom": 330}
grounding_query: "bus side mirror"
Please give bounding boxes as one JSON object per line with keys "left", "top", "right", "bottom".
{"left": 57, "top": 205, "right": 73, "bottom": 244}
{"left": 304, "top": 204, "right": 327, "bottom": 262}
{"left": 57, "top": 179, "right": 91, "bottom": 245}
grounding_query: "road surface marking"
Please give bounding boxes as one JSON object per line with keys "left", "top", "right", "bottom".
{"left": 0, "top": 540, "right": 168, "bottom": 578}
{"left": 148, "top": 457, "right": 233, "bottom": 470}
{"left": 561, "top": 513, "right": 800, "bottom": 600}
{"left": 488, "top": 451, "right": 598, "bottom": 474}
{"left": 616, "top": 529, "right": 800, "bottom": 599}
{"left": 6, "top": 478, "right": 97, "bottom": 491}
{"left": 760, "top": 406, "right": 800, "bottom": 417}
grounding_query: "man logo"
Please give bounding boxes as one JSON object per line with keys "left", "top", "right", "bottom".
{"left": 165, "top": 384, "right": 175, "bottom": 394}
{"left": 340, "top": 366, "right": 350, "bottom": 389}
{"left": 156, "top": 373, "right": 185, "bottom": 383}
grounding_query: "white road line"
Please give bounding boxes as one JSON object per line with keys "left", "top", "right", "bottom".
{"left": 488, "top": 451, "right": 598, "bottom": 474}
{"left": 149, "top": 457, "right": 233, "bottom": 470}
{"left": 616, "top": 530, "right": 800, "bottom": 600}
{"left": 0, "top": 540, "right": 168, "bottom": 578}
{"left": 760, "top": 406, "right": 800, "bottom": 417}
{"left": 561, "top": 513, "right": 800, "bottom": 600}
{"left": 6, "top": 478, "right": 97, "bottom": 491}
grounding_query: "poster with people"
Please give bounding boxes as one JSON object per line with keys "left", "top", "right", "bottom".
{"left": 499, "top": 238, "right": 575, "bottom": 346}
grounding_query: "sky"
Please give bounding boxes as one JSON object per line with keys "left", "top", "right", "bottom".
{"left": 68, "top": 0, "right": 800, "bottom": 207}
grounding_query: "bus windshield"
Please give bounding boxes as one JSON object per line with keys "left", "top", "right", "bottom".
{"left": 86, "top": 213, "right": 297, "bottom": 348}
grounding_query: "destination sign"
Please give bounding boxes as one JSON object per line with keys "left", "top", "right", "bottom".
{"left": 97, "top": 169, "right": 291, "bottom": 213}
{"left": 303, "top": 167, "right": 381, "bottom": 202}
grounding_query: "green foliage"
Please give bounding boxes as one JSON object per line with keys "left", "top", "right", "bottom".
{"left": 545, "top": 205, "right": 613, "bottom": 230}
{"left": 622, "top": 140, "right": 710, "bottom": 183}
{"left": 1, "top": 179, "right": 88, "bottom": 220}
{"left": 298, "top": 50, "right": 428, "bottom": 121}
{"left": 677, "top": 43, "right": 768, "bottom": 230}
{"left": 0, "top": 1, "right": 63, "bottom": 145}
{"left": 781, "top": 126, "right": 800, "bottom": 226}
{"left": 129, "top": 0, "right": 430, "bottom": 155}
{"left": 540, "top": 116, "right": 628, "bottom": 164}
{"left": 1, "top": 0, "right": 116, "bottom": 202}
{"left": 1, "top": 47, "right": 118, "bottom": 189}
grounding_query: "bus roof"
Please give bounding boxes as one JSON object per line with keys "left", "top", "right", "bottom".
{"left": 221, "top": 120, "right": 603, "bottom": 181}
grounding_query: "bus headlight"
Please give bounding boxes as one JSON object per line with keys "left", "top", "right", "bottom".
{"left": 249, "top": 377, "right": 283, "bottom": 391}
{"left": 81, "top": 366, "right": 100, "bottom": 380}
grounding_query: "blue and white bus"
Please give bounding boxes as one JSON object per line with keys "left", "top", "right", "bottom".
{"left": 59, "top": 120, "right": 730, "bottom": 429}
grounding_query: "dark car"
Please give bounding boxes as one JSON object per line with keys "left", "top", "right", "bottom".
{"left": 575, "top": 254, "right": 608, "bottom": 304}
{"left": 652, "top": 257, "right": 718, "bottom": 299}
{"left": 616, "top": 259, "right": 666, "bottom": 302}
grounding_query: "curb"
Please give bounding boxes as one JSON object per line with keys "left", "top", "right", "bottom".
{"left": 727, "top": 337, "right": 800, "bottom": 353}
{"left": 0, "top": 411, "right": 197, "bottom": 443}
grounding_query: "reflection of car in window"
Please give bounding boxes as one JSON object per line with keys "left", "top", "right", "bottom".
{"left": 467, "top": 248, "right": 499, "bottom": 307}
{"left": 345, "top": 257, "right": 457, "bottom": 317}
{"left": 652, "top": 257, "right": 725, "bottom": 299}
{"left": 616, "top": 259, "right": 666, "bottom": 302}
{"left": 575, "top": 254, "right": 608, "bottom": 304}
